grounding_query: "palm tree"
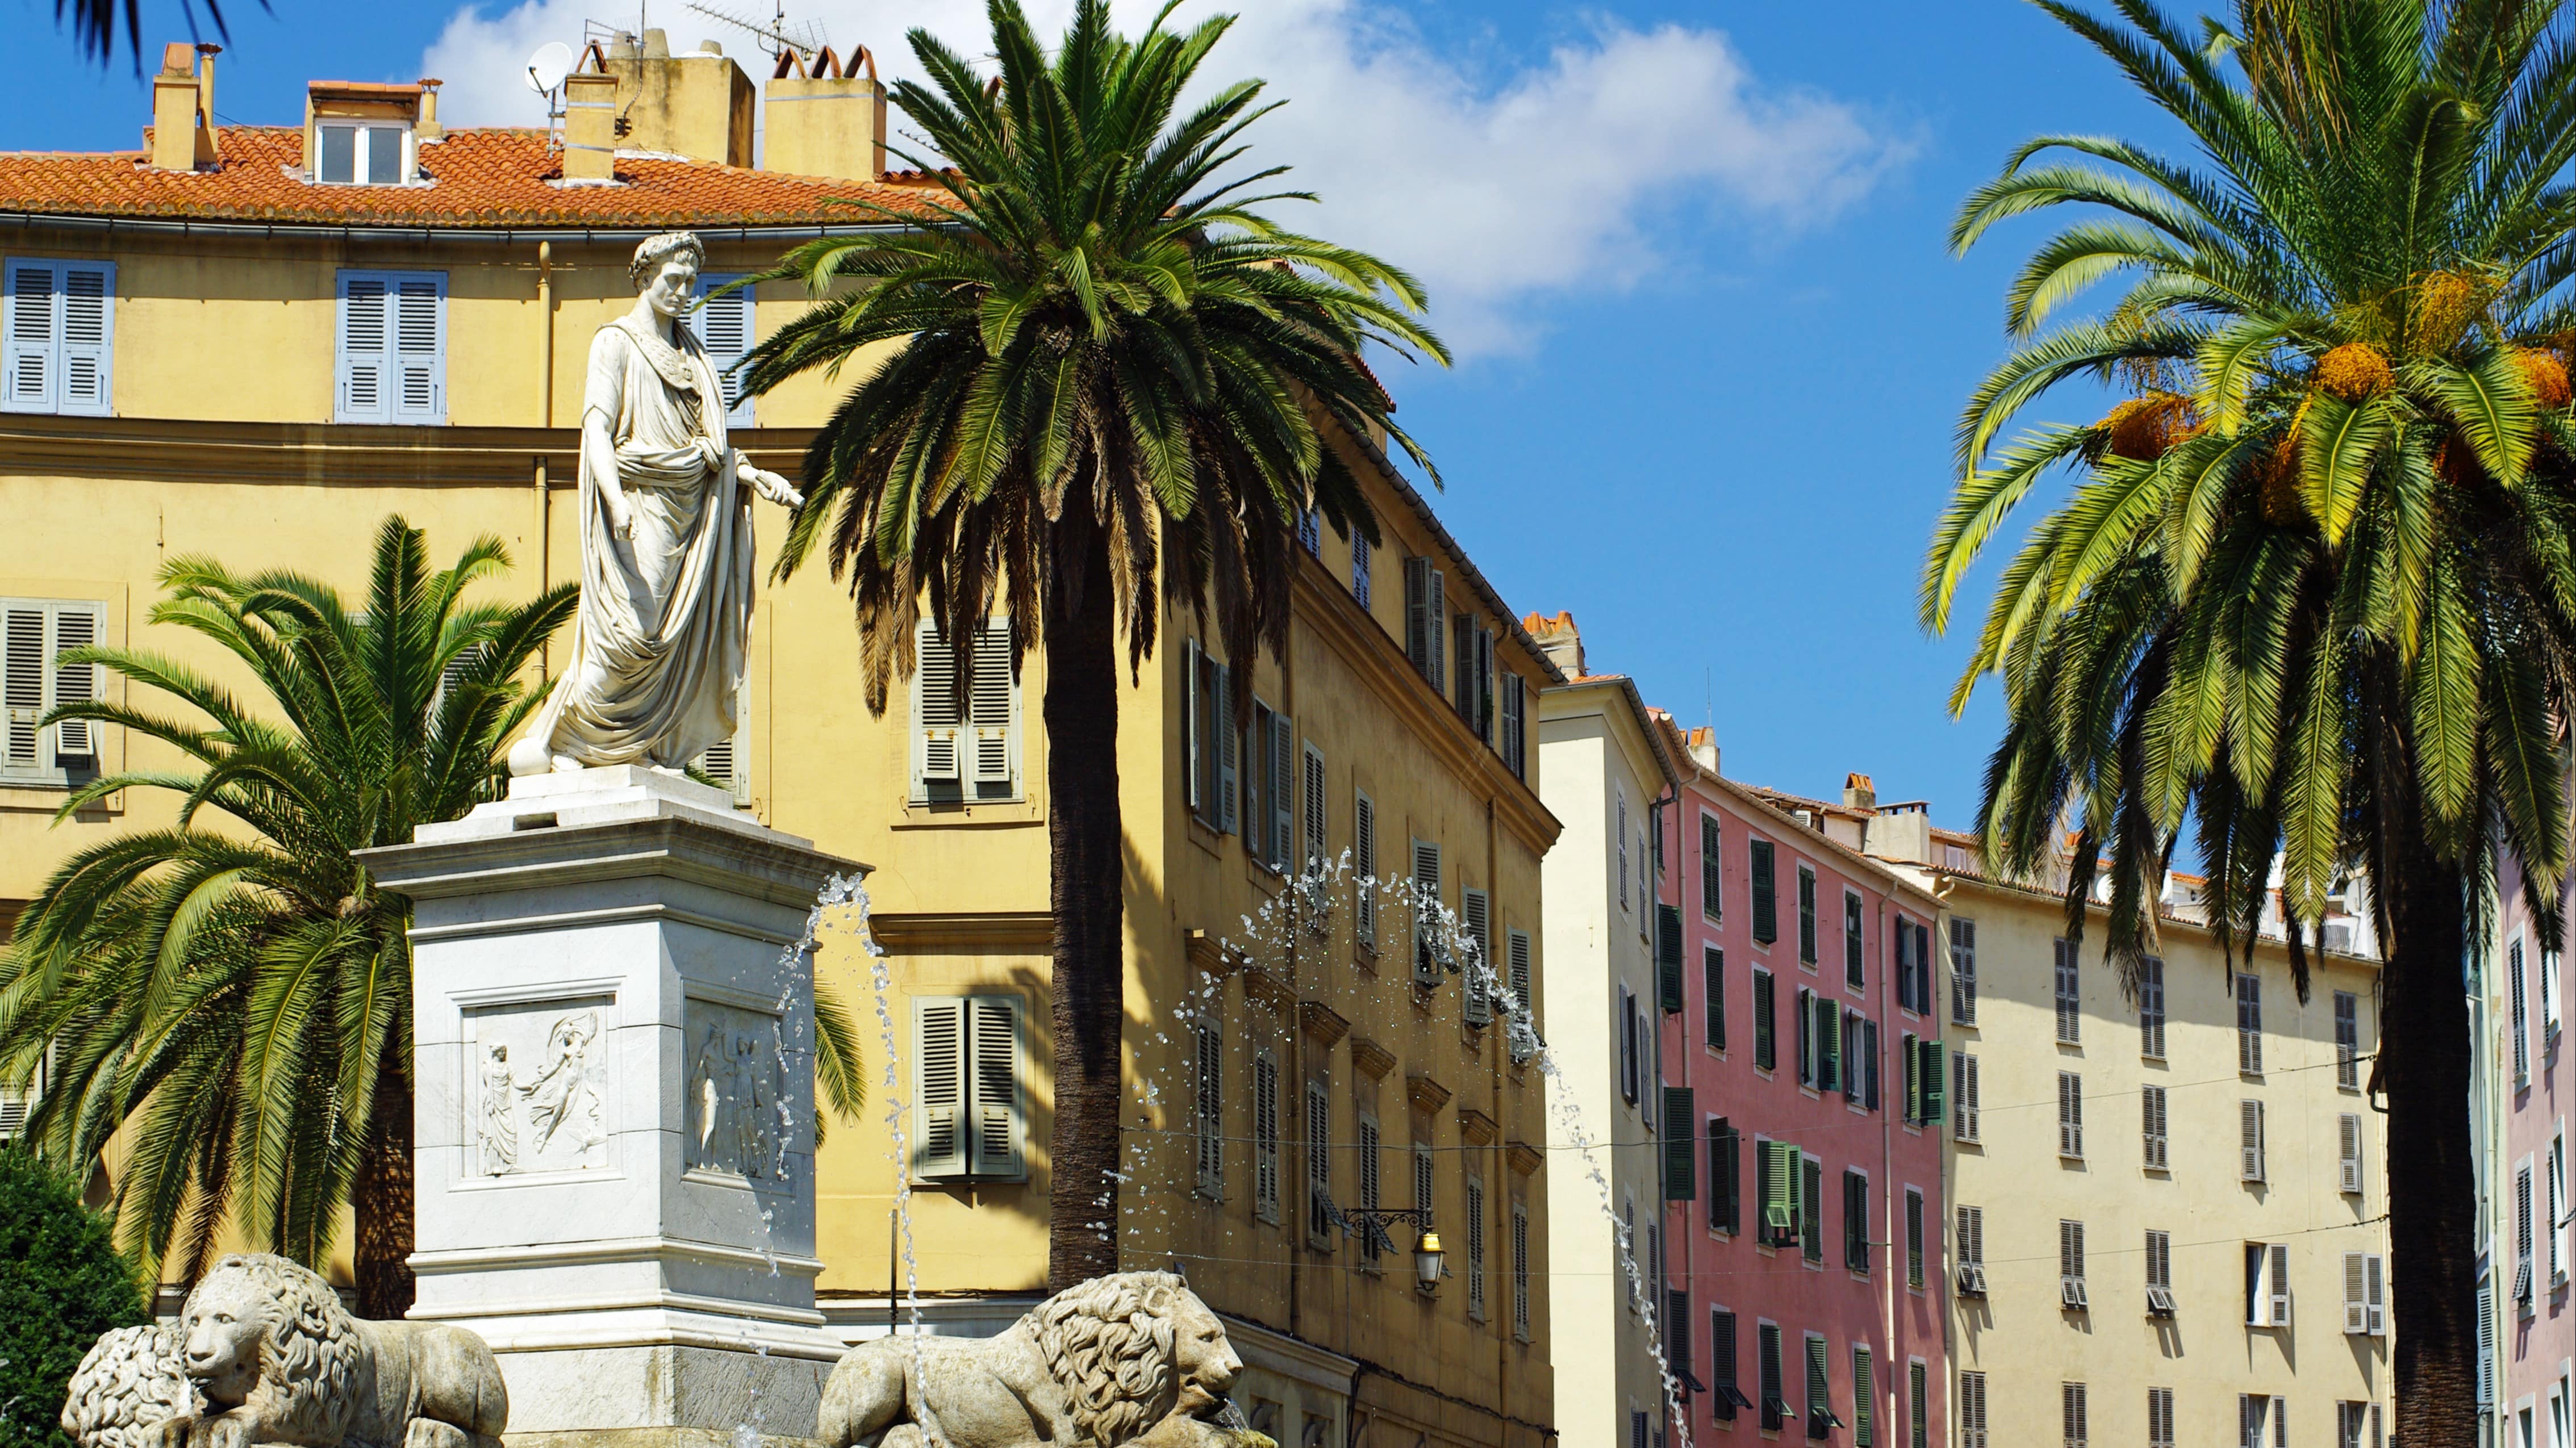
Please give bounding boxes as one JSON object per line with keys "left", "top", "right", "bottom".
{"left": 738, "top": 0, "right": 1444, "bottom": 1287}
{"left": 1923, "top": 5, "right": 2576, "bottom": 1441}
{"left": 0, "top": 518, "right": 869, "bottom": 1317}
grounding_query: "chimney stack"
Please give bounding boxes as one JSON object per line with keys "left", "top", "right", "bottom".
{"left": 594, "top": 27, "right": 754, "bottom": 166}
{"left": 1687, "top": 727, "right": 1719, "bottom": 776}
{"left": 1842, "top": 772, "right": 1876, "bottom": 810}
{"left": 762, "top": 44, "right": 888, "bottom": 181}
{"left": 416, "top": 78, "right": 443, "bottom": 142}
{"left": 561, "top": 57, "right": 620, "bottom": 182}
{"left": 1521, "top": 610, "right": 1585, "bottom": 679}
{"left": 148, "top": 42, "right": 218, "bottom": 171}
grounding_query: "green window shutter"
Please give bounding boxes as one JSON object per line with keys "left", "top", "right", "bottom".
{"left": 1805, "top": 1332, "right": 1830, "bottom": 1433}
{"left": 1902, "top": 1032, "right": 1921, "bottom": 1123}
{"left": 1761, "top": 1140, "right": 1798, "bottom": 1244}
{"left": 1658, "top": 904, "right": 1685, "bottom": 1011}
{"left": 1819, "top": 1005, "right": 1842, "bottom": 1094}
{"left": 1798, "top": 867, "right": 1818, "bottom": 964}
{"left": 1797, "top": 988, "right": 1815, "bottom": 1086}
{"left": 1801, "top": 1154, "right": 1825, "bottom": 1262}
{"left": 1664, "top": 1086, "right": 1697, "bottom": 1202}
{"left": 1709, "top": 1118, "right": 1737, "bottom": 1232}
{"left": 1705, "top": 946, "right": 1727, "bottom": 1052}
{"left": 1751, "top": 839, "right": 1777, "bottom": 944}
{"left": 1920, "top": 1039, "right": 1947, "bottom": 1124}
{"left": 1753, "top": 970, "right": 1776, "bottom": 1070}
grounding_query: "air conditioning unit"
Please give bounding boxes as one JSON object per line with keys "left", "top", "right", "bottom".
{"left": 2060, "top": 1276, "right": 2089, "bottom": 1311}
{"left": 2145, "top": 1286, "right": 2176, "bottom": 1318}
{"left": 1956, "top": 1264, "right": 1988, "bottom": 1298}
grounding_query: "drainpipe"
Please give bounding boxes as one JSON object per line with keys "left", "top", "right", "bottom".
{"left": 1879, "top": 895, "right": 1897, "bottom": 1448}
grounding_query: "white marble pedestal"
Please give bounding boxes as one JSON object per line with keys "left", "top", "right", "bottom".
{"left": 361, "top": 768, "right": 863, "bottom": 1444}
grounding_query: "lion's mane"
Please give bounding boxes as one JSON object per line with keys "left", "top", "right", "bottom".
{"left": 196, "top": 1253, "right": 369, "bottom": 1443}
{"left": 1029, "top": 1270, "right": 1186, "bottom": 1446}
{"left": 59, "top": 1325, "right": 198, "bottom": 1448}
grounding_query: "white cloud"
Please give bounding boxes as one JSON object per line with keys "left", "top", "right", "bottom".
{"left": 424, "top": 0, "right": 1907, "bottom": 353}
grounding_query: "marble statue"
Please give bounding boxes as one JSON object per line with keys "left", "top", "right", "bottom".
{"left": 59, "top": 1253, "right": 508, "bottom": 1448}
{"left": 817, "top": 1271, "right": 1275, "bottom": 1448}
{"left": 508, "top": 230, "right": 803, "bottom": 778}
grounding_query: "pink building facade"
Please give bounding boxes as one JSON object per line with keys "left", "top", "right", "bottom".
{"left": 2496, "top": 851, "right": 2574, "bottom": 1448}
{"left": 1653, "top": 719, "right": 1949, "bottom": 1448}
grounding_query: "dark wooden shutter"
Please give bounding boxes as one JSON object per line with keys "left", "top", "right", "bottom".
{"left": 1663, "top": 1086, "right": 1696, "bottom": 1201}
{"left": 1658, "top": 904, "right": 1685, "bottom": 1011}
{"left": 1750, "top": 839, "right": 1777, "bottom": 943}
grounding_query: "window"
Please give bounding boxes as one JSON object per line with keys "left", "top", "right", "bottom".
{"left": 2514, "top": 936, "right": 2532, "bottom": 1084}
{"left": 1795, "top": 987, "right": 1817, "bottom": 1089}
{"left": 1246, "top": 701, "right": 1296, "bottom": 872}
{"left": 1914, "top": 1362, "right": 1933, "bottom": 1448}
{"left": 1185, "top": 642, "right": 1230, "bottom": 828}
{"left": 1499, "top": 672, "right": 1527, "bottom": 780}
{"left": 1853, "top": 1346, "right": 1874, "bottom": 1448}
{"left": 1905, "top": 1187, "right": 1925, "bottom": 1288}
{"left": 1306, "top": 1079, "right": 1334, "bottom": 1249}
{"left": 2061, "top": 1382, "right": 2087, "bottom": 1448}
{"left": 2053, "top": 938, "right": 2080, "bottom": 1044}
{"left": 2335, "top": 990, "right": 2361, "bottom": 1089}
{"left": 1402, "top": 556, "right": 1445, "bottom": 692}
{"left": 1664, "top": 1086, "right": 1698, "bottom": 1203}
{"left": 2521, "top": 1160, "right": 2539, "bottom": 1309}
{"left": 1296, "top": 506, "right": 1321, "bottom": 557}
{"left": 1845, "top": 890, "right": 1866, "bottom": 988}
{"left": 1949, "top": 917, "right": 1977, "bottom": 1024}
{"left": 1192, "top": 1023, "right": 1223, "bottom": 1198}
{"left": 1463, "top": 889, "right": 1494, "bottom": 1025}
{"left": 2146, "top": 1230, "right": 2174, "bottom": 1316}
{"left": 1751, "top": 840, "right": 1778, "bottom": 944}
{"left": 1299, "top": 743, "right": 1329, "bottom": 880}
{"left": 1805, "top": 1332, "right": 1832, "bottom": 1439}
{"left": 315, "top": 120, "right": 408, "bottom": 184}
{"left": 1801, "top": 1154, "right": 1825, "bottom": 1265}
{"left": 1901, "top": 1035, "right": 1945, "bottom": 1125}
{"left": 1894, "top": 918, "right": 1915, "bottom": 1013}
{"left": 2240, "top": 1099, "right": 2266, "bottom": 1183}
{"left": 2237, "top": 973, "right": 2265, "bottom": 1074}
{"left": 1252, "top": 1051, "right": 1281, "bottom": 1223}
{"left": 1947, "top": 1200, "right": 1989, "bottom": 1288}
{"left": 2340, "top": 1112, "right": 2365, "bottom": 1195}
{"left": 2, "top": 600, "right": 104, "bottom": 786}
{"left": 1618, "top": 792, "right": 1631, "bottom": 910}
{"left": 2340, "top": 1403, "right": 2386, "bottom": 1448}
{"left": 1844, "top": 1169, "right": 1870, "bottom": 1273}
{"left": 1508, "top": 931, "right": 1535, "bottom": 1057}
{"left": 2241, "top": 1395, "right": 2287, "bottom": 1448}
{"left": 1356, "top": 1114, "right": 1383, "bottom": 1266}
{"left": 689, "top": 667, "right": 751, "bottom": 804}
{"left": 335, "top": 270, "right": 444, "bottom": 424}
{"left": 1351, "top": 528, "right": 1371, "bottom": 609}
{"left": 1411, "top": 838, "right": 1444, "bottom": 986}
{"left": 691, "top": 273, "right": 757, "bottom": 427}
{"left": 1705, "top": 946, "right": 1727, "bottom": 1052}
{"left": 1863, "top": 1019, "right": 1882, "bottom": 1112}
{"left": 2149, "top": 1389, "right": 2176, "bottom": 1448}
{"left": 3, "top": 259, "right": 113, "bottom": 416}
{"left": 2059, "top": 1219, "right": 2088, "bottom": 1309}
{"left": 1620, "top": 986, "right": 1641, "bottom": 1105}
{"left": 2556, "top": 1129, "right": 2570, "bottom": 1286}
{"left": 1712, "top": 1307, "right": 1741, "bottom": 1421}
{"left": 1667, "top": 1290, "right": 1695, "bottom": 1404}
{"left": 1511, "top": 1202, "right": 1531, "bottom": 1340}
{"left": 1632, "top": 1408, "right": 1648, "bottom": 1448}
{"left": 1415, "top": 1144, "right": 1435, "bottom": 1241}
{"left": 1798, "top": 865, "right": 1819, "bottom": 964}
{"left": 1465, "top": 1169, "right": 1488, "bottom": 1320}
{"left": 1354, "top": 789, "right": 1377, "bottom": 949}
{"left": 912, "top": 995, "right": 1025, "bottom": 1179}
{"left": 2343, "top": 1252, "right": 2387, "bottom": 1335}
{"left": 1709, "top": 1117, "right": 1739, "bottom": 1233}
{"left": 916, "top": 619, "right": 1019, "bottom": 801}
{"left": 1757, "top": 1139, "right": 1800, "bottom": 1248}
{"left": 0, "top": 1052, "right": 43, "bottom": 1143}
{"left": 1952, "top": 1052, "right": 1980, "bottom": 1143}
{"left": 1959, "top": 1370, "right": 1987, "bottom": 1448}
{"left": 1702, "top": 814, "right": 1724, "bottom": 919}
{"left": 1753, "top": 969, "right": 1777, "bottom": 1072}
{"left": 1842, "top": 1008, "right": 1863, "bottom": 1103}
{"left": 2057, "top": 1072, "right": 2083, "bottom": 1160}
{"left": 2139, "top": 956, "right": 2166, "bottom": 1058}
{"left": 2143, "top": 1085, "right": 2169, "bottom": 1170}
{"left": 1659, "top": 904, "right": 1686, "bottom": 1012}
{"left": 1452, "top": 613, "right": 1496, "bottom": 741}
{"left": 2245, "top": 1241, "right": 2291, "bottom": 1326}
{"left": 2551, "top": 947, "right": 2568, "bottom": 1046}
{"left": 1758, "top": 1323, "right": 1787, "bottom": 1432}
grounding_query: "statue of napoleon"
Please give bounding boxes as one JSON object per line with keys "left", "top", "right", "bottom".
{"left": 508, "top": 231, "right": 803, "bottom": 779}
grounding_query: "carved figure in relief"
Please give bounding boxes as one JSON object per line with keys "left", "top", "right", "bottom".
{"left": 731, "top": 1035, "right": 763, "bottom": 1174}
{"left": 59, "top": 1254, "right": 508, "bottom": 1448}
{"left": 817, "top": 1271, "right": 1271, "bottom": 1448}
{"left": 518, "top": 1010, "right": 602, "bottom": 1156}
{"left": 688, "top": 1022, "right": 730, "bottom": 1170}
{"left": 477, "top": 1044, "right": 518, "bottom": 1175}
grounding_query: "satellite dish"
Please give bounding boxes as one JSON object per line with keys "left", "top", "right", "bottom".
{"left": 526, "top": 41, "right": 574, "bottom": 95}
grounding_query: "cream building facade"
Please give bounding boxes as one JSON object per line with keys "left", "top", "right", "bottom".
{"left": 0, "top": 37, "right": 1561, "bottom": 1447}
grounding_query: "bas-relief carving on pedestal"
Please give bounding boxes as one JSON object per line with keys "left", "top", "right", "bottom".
{"left": 684, "top": 998, "right": 794, "bottom": 1188}
{"left": 470, "top": 1002, "right": 610, "bottom": 1178}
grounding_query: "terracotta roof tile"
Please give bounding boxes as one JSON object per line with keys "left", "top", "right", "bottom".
{"left": 0, "top": 126, "right": 947, "bottom": 229}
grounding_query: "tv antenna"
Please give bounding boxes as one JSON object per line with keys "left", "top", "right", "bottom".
{"left": 683, "top": 0, "right": 826, "bottom": 63}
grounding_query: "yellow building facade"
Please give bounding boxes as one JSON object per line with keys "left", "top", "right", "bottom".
{"left": 0, "top": 39, "right": 1560, "bottom": 1447}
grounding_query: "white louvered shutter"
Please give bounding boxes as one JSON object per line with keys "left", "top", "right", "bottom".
{"left": 971, "top": 995, "right": 1023, "bottom": 1177}
{"left": 2270, "top": 1241, "right": 2292, "bottom": 1324}
{"left": 337, "top": 273, "right": 389, "bottom": 421}
{"left": 2340, "top": 1113, "right": 2364, "bottom": 1194}
{"left": 694, "top": 273, "right": 756, "bottom": 426}
{"left": 2242, "top": 1100, "right": 2265, "bottom": 1181}
{"left": 4, "top": 261, "right": 57, "bottom": 410}
{"left": 56, "top": 262, "right": 112, "bottom": 415}
{"left": 968, "top": 621, "right": 1015, "bottom": 789}
{"left": 1955, "top": 1052, "right": 1980, "bottom": 1143}
{"left": 391, "top": 274, "right": 445, "bottom": 421}
{"left": 2345, "top": 1252, "right": 2369, "bottom": 1333}
{"left": 2365, "top": 1253, "right": 2386, "bottom": 1334}
{"left": 913, "top": 998, "right": 967, "bottom": 1177}
{"left": 49, "top": 605, "right": 98, "bottom": 761}
{"left": 915, "top": 620, "right": 963, "bottom": 788}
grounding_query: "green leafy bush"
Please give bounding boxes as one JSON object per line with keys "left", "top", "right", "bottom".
{"left": 0, "top": 1152, "right": 147, "bottom": 1447}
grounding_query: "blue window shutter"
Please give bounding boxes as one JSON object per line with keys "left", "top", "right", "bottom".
{"left": 390, "top": 273, "right": 446, "bottom": 423}
{"left": 4, "top": 260, "right": 59, "bottom": 413}
{"left": 695, "top": 273, "right": 756, "bottom": 428}
{"left": 56, "top": 262, "right": 112, "bottom": 416}
{"left": 337, "top": 271, "right": 390, "bottom": 423}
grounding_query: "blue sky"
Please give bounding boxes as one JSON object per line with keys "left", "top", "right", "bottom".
{"left": 0, "top": 0, "right": 2183, "bottom": 829}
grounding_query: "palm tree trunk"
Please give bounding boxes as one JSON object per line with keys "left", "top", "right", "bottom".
{"left": 2382, "top": 826, "right": 2478, "bottom": 1448}
{"left": 353, "top": 1043, "right": 416, "bottom": 1318}
{"left": 1043, "top": 519, "right": 1125, "bottom": 1292}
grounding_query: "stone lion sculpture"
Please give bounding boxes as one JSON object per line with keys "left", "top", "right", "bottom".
{"left": 57, "top": 1253, "right": 508, "bottom": 1448}
{"left": 818, "top": 1270, "right": 1274, "bottom": 1448}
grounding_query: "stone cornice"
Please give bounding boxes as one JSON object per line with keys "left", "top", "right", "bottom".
{"left": 0, "top": 415, "right": 816, "bottom": 486}
{"left": 1405, "top": 1072, "right": 1451, "bottom": 1115}
{"left": 360, "top": 813, "right": 854, "bottom": 910}
{"left": 866, "top": 911, "right": 1053, "bottom": 954}
{"left": 1299, "top": 999, "right": 1351, "bottom": 1047}
{"left": 1506, "top": 1140, "right": 1544, "bottom": 1178}
{"left": 1456, "top": 1107, "right": 1498, "bottom": 1146}
{"left": 1349, "top": 1035, "right": 1397, "bottom": 1081}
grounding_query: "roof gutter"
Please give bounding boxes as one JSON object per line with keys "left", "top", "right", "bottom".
{"left": 0, "top": 210, "right": 917, "bottom": 245}
{"left": 1346, "top": 426, "right": 1565, "bottom": 687}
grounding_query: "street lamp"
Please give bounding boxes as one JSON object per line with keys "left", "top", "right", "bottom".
{"left": 1340, "top": 1206, "right": 1443, "bottom": 1294}
{"left": 1413, "top": 1230, "right": 1446, "bottom": 1291}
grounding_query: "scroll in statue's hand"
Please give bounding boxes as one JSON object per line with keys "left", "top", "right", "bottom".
{"left": 606, "top": 491, "right": 636, "bottom": 540}
{"left": 745, "top": 465, "right": 806, "bottom": 510}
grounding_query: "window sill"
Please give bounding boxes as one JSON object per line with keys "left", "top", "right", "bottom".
{"left": 894, "top": 798, "right": 1038, "bottom": 827}
{"left": 0, "top": 781, "right": 118, "bottom": 812}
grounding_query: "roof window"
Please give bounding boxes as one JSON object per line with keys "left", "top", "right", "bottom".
{"left": 316, "top": 123, "right": 407, "bottom": 185}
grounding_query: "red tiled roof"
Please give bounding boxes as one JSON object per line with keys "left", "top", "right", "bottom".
{"left": 0, "top": 126, "right": 947, "bottom": 229}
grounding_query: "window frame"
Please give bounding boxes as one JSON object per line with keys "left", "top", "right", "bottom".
{"left": 2, "top": 257, "right": 115, "bottom": 417}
